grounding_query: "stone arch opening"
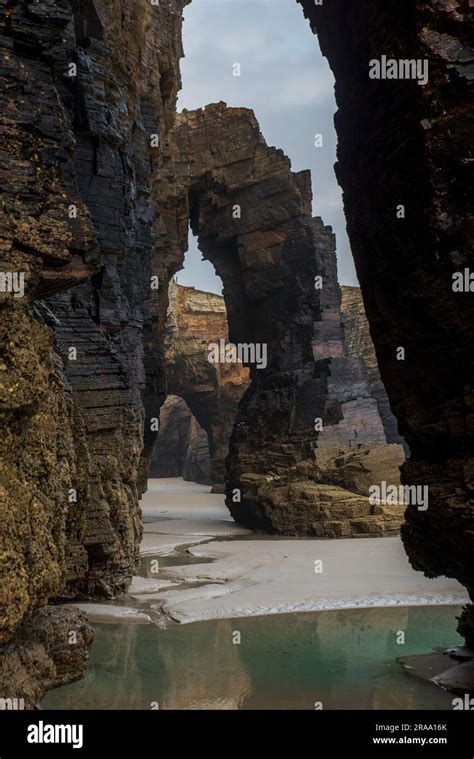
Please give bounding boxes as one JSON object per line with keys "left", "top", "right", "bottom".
{"left": 154, "top": 103, "right": 404, "bottom": 538}
{"left": 150, "top": 394, "right": 212, "bottom": 485}
{"left": 160, "top": 275, "right": 250, "bottom": 486}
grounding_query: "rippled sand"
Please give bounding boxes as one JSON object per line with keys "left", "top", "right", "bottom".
{"left": 133, "top": 479, "right": 468, "bottom": 625}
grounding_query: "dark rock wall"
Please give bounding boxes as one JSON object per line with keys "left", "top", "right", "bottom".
{"left": 0, "top": 0, "right": 187, "bottom": 700}
{"left": 299, "top": 0, "right": 474, "bottom": 641}
{"left": 44, "top": 0, "right": 187, "bottom": 597}
{"left": 157, "top": 104, "right": 404, "bottom": 537}
{"left": 150, "top": 395, "right": 211, "bottom": 484}
{"left": 159, "top": 104, "right": 322, "bottom": 528}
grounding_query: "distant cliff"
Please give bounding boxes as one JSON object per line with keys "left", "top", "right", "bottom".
{"left": 155, "top": 283, "right": 250, "bottom": 485}
{"left": 341, "top": 286, "right": 405, "bottom": 447}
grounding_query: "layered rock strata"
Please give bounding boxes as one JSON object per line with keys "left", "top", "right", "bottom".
{"left": 160, "top": 282, "right": 249, "bottom": 484}
{"left": 0, "top": 0, "right": 187, "bottom": 702}
{"left": 158, "top": 104, "right": 405, "bottom": 536}
{"left": 1, "top": 0, "right": 470, "bottom": 700}
{"left": 299, "top": 0, "right": 474, "bottom": 643}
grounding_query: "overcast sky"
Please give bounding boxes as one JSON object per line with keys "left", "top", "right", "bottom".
{"left": 176, "top": 0, "right": 358, "bottom": 294}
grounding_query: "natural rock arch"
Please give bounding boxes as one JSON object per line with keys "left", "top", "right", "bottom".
{"left": 150, "top": 394, "right": 212, "bottom": 484}
{"left": 157, "top": 103, "right": 320, "bottom": 503}
{"left": 156, "top": 103, "right": 404, "bottom": 538}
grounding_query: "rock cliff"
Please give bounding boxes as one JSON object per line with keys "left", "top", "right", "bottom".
{"left": 156, "top": 282, "right": 249, "bottom": 484}
{"left": 1, "top": 0, "right": 472, "bottom": 701}
{"left": 158, "top": 104, "right": 405, "bottom": 537}
{"left": 0, "top": 0, "right": 187, "bottom": 702}
{"left": 299, "top": 0, "right": 474, "bottom": 643}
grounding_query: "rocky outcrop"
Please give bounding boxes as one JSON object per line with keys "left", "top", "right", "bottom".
{"left": 298, "top": 0, "right": 474, "bottom": 643}
{"left": 157, "top": 104, "right": 405, "bottom": 536}
{"left": 0, "top": 0, "right": 187, "bottom": 703}
{"left": 154, "top": 281, "right": 405, "bottom": 506}
{"left": 150, "top": 395, "right": 211, "bottom": 484}
{"left": 0, "top": 606, "right": 93, "bottom": 710}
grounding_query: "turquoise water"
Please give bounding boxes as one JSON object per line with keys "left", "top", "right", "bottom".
{"left": 42, "top": 605, "right": 462, "bottom": 710}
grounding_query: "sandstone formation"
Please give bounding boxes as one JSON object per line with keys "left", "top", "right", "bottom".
{"left": 158, "top": 104, "right": 405, "bottom": 537}
{"left": 299, "top": 0, "right": 474, "bottom": 642}
{"left": 150, "top": 395, "right": 211, "bottom": 484}
{"left": 0, "top": 0, "right": 187, "bottom": 703}
{"left": 157, "top": 282, "right": 249, "bottom": 484}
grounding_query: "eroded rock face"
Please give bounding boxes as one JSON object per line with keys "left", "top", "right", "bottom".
{"left": 298, "top": 0, "right": 474, "bottom": 641}
{"left": 150, "top": 395, "right": 211, "bottom": 484}
{"left": 0, "top": 0, "right": 187, "bottom": 701}
{"left": 2, "top": 0, "right": 470, "bottom": 699}
{"left": 160, "top": 282, "right": 249, "bottom": 484}
{"left": 157, "top": 104, "right": 405, "bottom": 536}
{"left": 341, "top": 286, "right": 406, "bottom": 449}
{"left": 0, "top": 606, "right": 93, "bottom": 710}
{"left": 157, "top": 104, "right": 322, "bottom": 528}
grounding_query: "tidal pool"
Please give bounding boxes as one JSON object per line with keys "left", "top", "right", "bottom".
{"left": 42, "top": 605, "right": 462, "bottom": 710}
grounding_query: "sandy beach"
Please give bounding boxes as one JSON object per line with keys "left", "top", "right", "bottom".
{"left": 121, "top": 478, "right": 468, "bottom": 625}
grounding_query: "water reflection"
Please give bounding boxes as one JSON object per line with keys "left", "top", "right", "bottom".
{"left": 42, "top": 606, "right": 461, "bottom": 710}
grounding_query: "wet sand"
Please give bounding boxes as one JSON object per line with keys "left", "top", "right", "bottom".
{"left": 134, "top": 478, "right": 468, "bottom": 624}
